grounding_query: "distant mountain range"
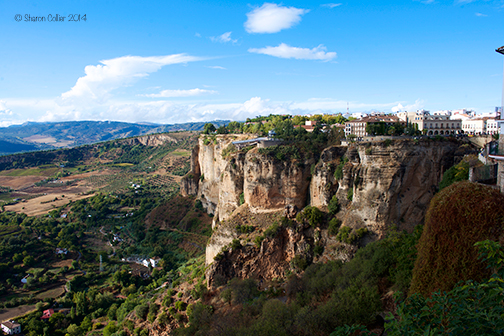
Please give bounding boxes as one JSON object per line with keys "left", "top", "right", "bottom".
{"left": 0, "top": 120, "right": 229, "bottom": 155}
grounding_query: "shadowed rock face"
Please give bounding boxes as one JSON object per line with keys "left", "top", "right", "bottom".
{"left": 315, "top": 140, "right": 472, "bottom": 236}
{"left": 180, "top": 136, "right": 476, "bottom": 284}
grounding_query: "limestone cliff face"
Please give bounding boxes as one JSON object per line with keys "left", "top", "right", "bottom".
{"left": 243, "top": 151, "right": 313, "bottom": 212}
{"left": 181, "top": 136, "right": 476, "bottom": 279}
{"left": 311, "top": 140, "right": 472, "bottom": 236}
{"left": 181, "top": 135, "right": 314, "bottom": 225}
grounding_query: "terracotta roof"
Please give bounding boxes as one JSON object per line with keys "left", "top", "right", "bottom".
{"left": 41, "top": 309, "right": 54, "bottom": 319}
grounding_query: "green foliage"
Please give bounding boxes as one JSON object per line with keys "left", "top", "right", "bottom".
{"left": 236, "top": 224, "right": 254, "bottom": 234}
{"left": 327, "top": 195, "right": 340, "bottom": 216}
{"left": 239, "top": 192, "right": 245, "bottom": 205}
{"left": 221, "top": 144, "right": 237, "bottom": 158}
{"left": 135, "top": 303, "right": 149, "bottom": 320}
{"left": 336, "top": 226, "right": 352, "bottom": 243}
{"left": 203, "top": 123, "right": 216, "bottom": 134}
{"left": 174, "top": 300, "right": 186, "bottom": 311}
{"left": 254, "top": 235, "right": 264, "bottom": 248}
{"left": 333, "top": 157, "right": 348, "bottom": 180}
{"left": 258, "top": 144, "right": 302, "bottom": 161}
{"left": 162, "top": 295, "right": 172, "bottom": 307}
{"left": 264, "top": 222, "right": 280, "bottom": 238}
{"left": 227, "top": 278, "right": 259, "bottom": 304}
{"left": 313, "top": 244, "right": 324, "bottom": 256}
{"left": 102, "top": 321, "right": 118, "bottom": 336}
{"left": 336, "top": 226, "right": 368, "bottom": 244}
{"left": 231, "top": 238, "right": 242, "bottom": 250}
{"left": 410, "top": 181, "right": 504, "bottom": 297}
{"left": 291, "top": 255, "right": 308, "bottom": 271}
{"left": 347, "top": 188, "right": 353, "bottom": 201}
{"left": 22, "top": 255, "right": 35, "bottom": 266}
{"left": 296, "top": 206, "right": 323, "bottom": 227}
{"left": 438, "top": 160, "right": 469, "bottom": 190}
{"left": 328, "top": 218, "right": 341, "bottom": 235}
{"left": 384, "top": 240, "right": 504, "bottom": 336}
{"left": 366, "top": 122, "right": 404, "bottom": 136}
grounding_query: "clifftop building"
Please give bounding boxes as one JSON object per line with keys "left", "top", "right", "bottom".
{"left": 344, "top": 115, "right": 404, "bottom": 137}
{"left": 397, "top": 110, "right": 462, "bottom": 135}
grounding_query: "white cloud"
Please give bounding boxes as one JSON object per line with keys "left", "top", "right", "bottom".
{"left": 475, "top": 12, "right": 488, "bottom": 16}
{"left": 210, "top": 32, "right": 237, "bottom": 43}
{"left": 391, "top": 99, "right": 425, "bottom": 113}
{"left": 141, "top": 88, "right": 218, "bottom": 98}
{"left": 244, "top": 3, "right": 309, "bottom": 34}
{"left": 0, "top": 100, "right": 13, "bottom": 116}
{"left": 206, "top": 65, "right": 226, "bottom": 70}
{"left": 248, "top": 43, "right": 337, "bottom": 61}
{"left": 60, "top": 54, "right": 203, "bottom": 104}
{"left": 195, "top": 32, "right": 201, "bottom": 37}
{"left": 321, "top": 3, "right": 342, "bottom": 8}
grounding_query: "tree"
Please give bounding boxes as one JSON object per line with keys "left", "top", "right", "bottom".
{"left": 328, "top": 195, "right": 340, "bottom": 216}
{"left": 102, "top": 321, "right": 118, "bottom": 336}
{"left": 203, "top": 123, "right": 216, "bottom": 134}
{"left": 23, "top": 255, "right": 35, "bottom": 267}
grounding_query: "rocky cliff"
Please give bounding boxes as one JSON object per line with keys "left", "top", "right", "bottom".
{"left": 180, "top": 136, "right": 476, "bottom": 285}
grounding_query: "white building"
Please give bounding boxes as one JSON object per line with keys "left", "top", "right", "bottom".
{"left": 486, "top": 118, "right": 499, "bottom": 135}
{"left": 462, "top": 118, "right": 485, "bottom": 135}
{"left": 397, "top": 110, "right": 461, "bottom": 135}
{"left": 1, "top": 321, "right": 21, "bottom": 335}
{"left": 461, "top": 118, "right": 499, "bottom": 135}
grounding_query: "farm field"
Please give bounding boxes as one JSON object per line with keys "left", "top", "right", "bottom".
{"left": 4, "top": 192, "right": 95, "bottom": 216}
{"left": 0, "top": 305, "right": 38, "bottom": 322}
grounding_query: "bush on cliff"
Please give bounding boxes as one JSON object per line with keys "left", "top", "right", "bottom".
{"left": 409, "top": 181, "right": 504, "bottom": 297}
{"left": 438, "top": 159, "right": 469, "bottom": 190}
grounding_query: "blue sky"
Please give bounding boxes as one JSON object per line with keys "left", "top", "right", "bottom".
{"left": 0, "top": 0, "right": 503, "bottom": 126}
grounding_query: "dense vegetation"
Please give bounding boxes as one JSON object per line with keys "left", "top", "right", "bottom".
{"left": 409, "top": 181, "right": 504, "bottom": 297}
{"left": 176, "top": 226, "right": 422, "bottom": 336}
{"left": 0, "top": 132, "right": 212, "bottom": 336}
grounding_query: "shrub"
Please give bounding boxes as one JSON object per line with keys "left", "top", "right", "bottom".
{"left": 313, "top": 244, "right": 324, "bottom": 256}
{"left": 174, "top": 301, "right": 186, "bottom": 311}
{"left": 328, "top": 218, "right": 341, "bottom": 235}
{"left": 231, "top": 238, "right": 242, "bottom": 250}
{"left": 228, "top": 278, "right": 258, "bottom": 304}
{"left": 236, "top": 224, "right": 254, "bottom": 234}
{"left": 334, "top": 157, "right": 348, "bottom": 180}
{"left": 409, "top": 181, "right": 504, "bottom": 297}
{"left": 291, "top": 255, "right": 308, "bottom": 271}
{"left": 135, "top": 303, "right": 149, "bottom": 320}
{"left": 239, "top": 192, "right": 245, "bottom": 205}
{"left": 296, "top": 206, "right": 323, "bottom": 227}
{"left": 254, "top": 236, "right": 264, "bottom": 248}
{"left": 347, "top": 189, "right": 353, "bottom": 201}
{"left": 328, "top": 195, "right": 340, "bottom": 216}
{"left": 336, "top": 226, "right": 352, "bottom": 243}
{"left": 264, "top": 222, "right": 280, "bottom": 238}
{"left": 221, "top": 144, "right": 237, "bottom": 158}
{"left": 438, "top": 160, "right": 469, "bottom": 191}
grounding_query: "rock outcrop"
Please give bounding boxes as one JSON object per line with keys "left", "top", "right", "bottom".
{"left": 180, "top": 136, "right": 476, "bottom": 285}
{"left": 312, "top": 140, "right": 472, "bottom": 235}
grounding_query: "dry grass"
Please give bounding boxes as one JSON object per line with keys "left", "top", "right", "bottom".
{"left": 4, "top": 192, "right": 95, "bottom": 216}
{"left": 0, "top": 305, "right": 37, "bottom": 322}
{"left": 35, "top": 286, "right": 66, "bottom": 300}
